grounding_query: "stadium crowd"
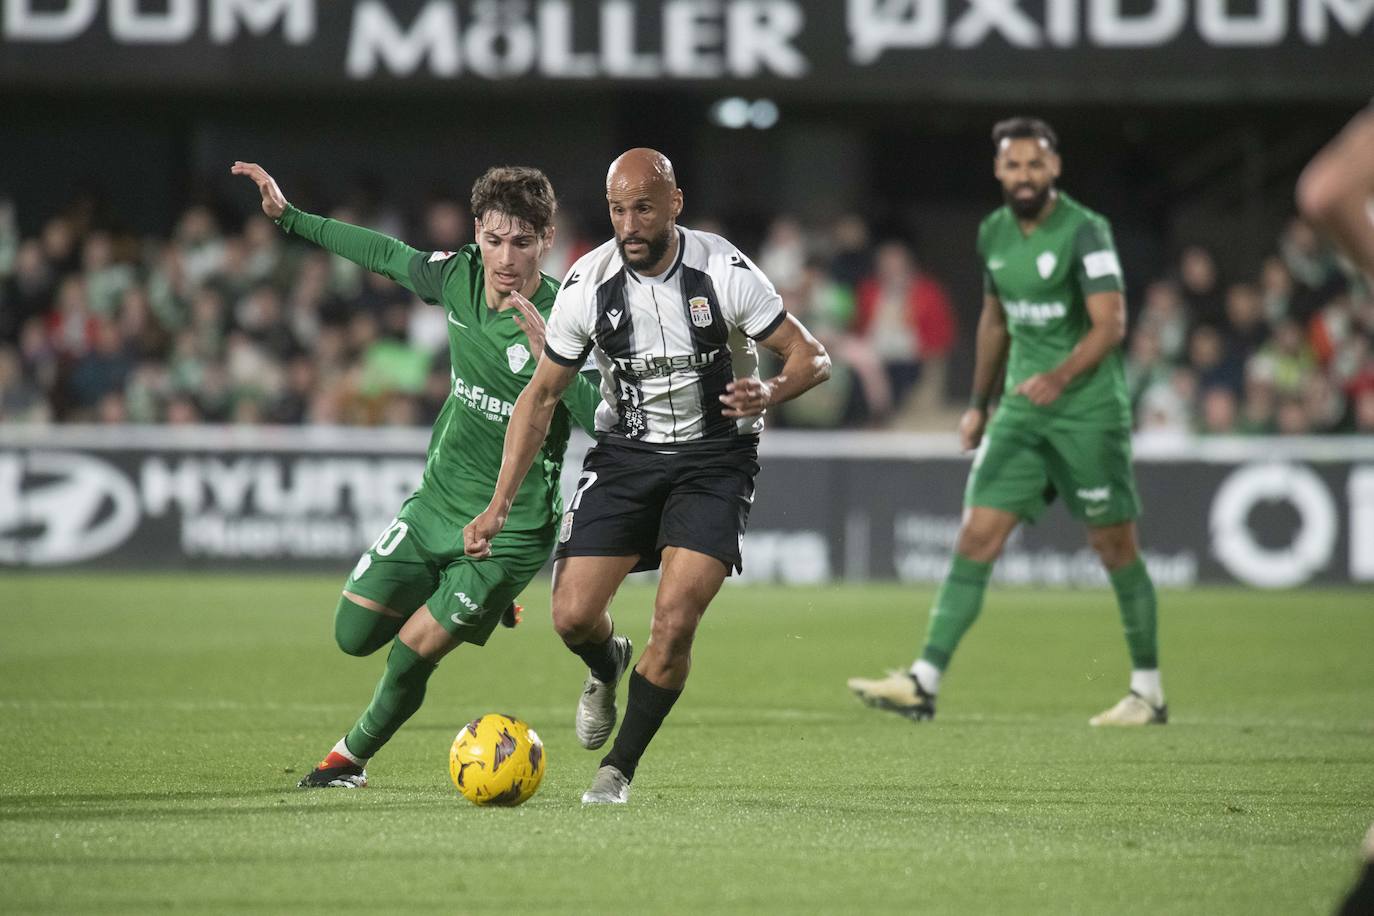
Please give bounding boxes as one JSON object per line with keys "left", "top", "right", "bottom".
{"left": 0, "top": 193, "right": 1370, "bottom": 434}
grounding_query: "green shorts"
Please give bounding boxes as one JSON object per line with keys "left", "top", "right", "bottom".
{"left": 965, "top": 411, "right": 1141, "bottom": 526}
{"left": 342, "top": 495, "right": 556, "bottom": 646}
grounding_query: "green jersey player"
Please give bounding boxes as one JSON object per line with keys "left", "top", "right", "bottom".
{"left": 231, "top": 161, "right": 600, "bottom": 787}
{"left": 848, "top": 118, "right": 1166, "bottom": 727}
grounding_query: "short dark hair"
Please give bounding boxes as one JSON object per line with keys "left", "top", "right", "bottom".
{"left": 470, "top": 166, "right": 557, "bottom": 235}
{"left": 992, "top": 117, "right": 1059, "bottom": 154}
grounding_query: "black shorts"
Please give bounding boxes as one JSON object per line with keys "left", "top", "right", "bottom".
{"left": 554, "top": 437, "right": 760, "bottom": 575}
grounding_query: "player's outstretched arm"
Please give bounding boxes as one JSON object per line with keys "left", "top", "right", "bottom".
{"left": 464, "top": 357, "right": 579, "bottom": 557}
{"left": 1297, "top": 108, "right": 1374, "bottom": 281}
{"left": 230, "top": 160, "right": 422, "bottom": 292}
{"left": 1016, "top": 290, "right": 1126, "bottom": 407}
{"left": 961, "top": 293, "right": 1010, "bottom": 450}
{"left": 721, "top": 315, "right": 830, "bottom": 419}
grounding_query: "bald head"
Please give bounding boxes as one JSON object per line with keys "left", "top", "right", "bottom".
{"left": 607, "top": 148, "right": 677, "bottom": 196}
{"left": 605, "top": 148, "right": 684, "bottom": 275}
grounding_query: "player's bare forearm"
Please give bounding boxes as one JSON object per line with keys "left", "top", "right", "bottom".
{"left": 725, "top": 315, "right": 830, "bottom": 417}
{"left": 490, "top": 359, "right": 578, "bottom": 513}
{"left": 1298, "top": 108, "right": 1374, "bottom": 279}
{"left": 969, "top": 295, "right": 1009, "bottom": 409}
{"left": 1017, "top": 291, "right": 1124, "bottom": 406}
{"left": 1050, "top": 291, "right": 1125, "bottom": 385}
{"left": 767, "top": 327, "right": 831, "bottom": 404}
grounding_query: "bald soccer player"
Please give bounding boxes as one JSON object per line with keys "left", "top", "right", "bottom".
{"left": 464, "top": 149, "right": 831, "bottom": 804}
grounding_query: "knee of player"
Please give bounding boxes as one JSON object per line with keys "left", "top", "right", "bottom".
{"left": 334, "top": 625, "right": 374, "bottom": 657}
{"left": 334, "top": 595, "right": 382, "bottom": 657}
{"left": 1088, "top": 529, "right": 1135, "bottom": 569}
{"left": 955, "top": 526, "right": 1006, "bottom": 562}
{"left": 551, "top": 603, "right": 597, "bottom": 643}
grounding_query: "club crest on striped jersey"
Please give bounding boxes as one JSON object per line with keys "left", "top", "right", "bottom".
{"left": 1036, "top": 251, "right": 1057, "bottom": 279}
{"left": 506, "top": 343, "right": 530, "bottom": 374}
{"left": 688, "top": 296, "right": 713, "bottom": 328}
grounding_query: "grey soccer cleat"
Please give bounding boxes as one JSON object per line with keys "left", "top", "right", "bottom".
{"left": 581, "top": 765, "right": 630, "bottom": 805}
{"left": 1089, "top": 691, "right": 1168, "bottom": 726}
{"left": 575, "top": 636, "right": 633, "bottom": 750}
{"left": 847, "top": 669, "right": 937, "bottom": 722}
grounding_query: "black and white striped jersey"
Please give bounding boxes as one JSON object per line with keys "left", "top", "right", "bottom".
{"left": 543, "top": 226, "right": 788, "bottom": 445}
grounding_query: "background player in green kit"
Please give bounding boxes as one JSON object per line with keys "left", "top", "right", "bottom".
{"left": 232, "top": 161, "right": 600, "bottom": 787}
{"left": 848, "top": 118, "right": 1166, "bottom": 727}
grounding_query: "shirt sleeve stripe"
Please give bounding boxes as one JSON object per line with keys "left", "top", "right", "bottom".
{"left": 544, "top": 343, "right": 590, "bottom": 367}
{"left": 748, "top": 309, "right": 788, "bottom": 341}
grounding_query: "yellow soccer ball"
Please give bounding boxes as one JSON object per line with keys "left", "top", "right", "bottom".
{"left": 448, "top": 713, "right": 546, "bottom": 806}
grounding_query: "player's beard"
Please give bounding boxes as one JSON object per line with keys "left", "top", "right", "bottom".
{"left": 1005, "top": 182, "right": 1053, "bottom": 220}
{"left": 617, "top": 225, "right": 673, "bottom": 271}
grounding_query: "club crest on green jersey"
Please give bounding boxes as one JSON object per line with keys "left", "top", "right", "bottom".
{"left": 507, "top": 343, "right": 531, "bottom": 374}
{"left": 1036, "top": 251, "right": 1057, "bottom": 279}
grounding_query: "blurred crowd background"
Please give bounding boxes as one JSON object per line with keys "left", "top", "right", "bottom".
{"left": 2, "top": 187, "right": 1370, "bottom": 435}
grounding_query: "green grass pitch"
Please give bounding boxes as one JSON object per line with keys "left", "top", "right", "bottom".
{"left": 2, "top": 574, "right": 1371, "bottom": 914}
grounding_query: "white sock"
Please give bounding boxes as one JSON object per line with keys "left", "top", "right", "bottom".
{"left": 1130, "top": 670, "right": 1164, "bottom": 708}
{"left": 332, "top": 736, "right": 368, "bottom": 767}
{"left": 910, "top": 659, "right": 942, "bottom": 695}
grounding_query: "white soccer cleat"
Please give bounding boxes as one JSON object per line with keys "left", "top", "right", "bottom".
{"left": 575, "top": 636, "right": 633, "bottom": 750}
{"left": 581, "top": 765, "right": 630, "bottom": 805}
{"left": 847, "top": 670, "right": 936, "bottom": 721}
{"left": 1089, "top": 691, "right": 1168, "bottom": 726}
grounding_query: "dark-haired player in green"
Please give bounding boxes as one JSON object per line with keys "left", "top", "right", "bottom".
{"left": 232, "top": 161, "right": 601, "bottom": 786}
{"left": 848, "top": 117, "right": 1166, "bottom": 727}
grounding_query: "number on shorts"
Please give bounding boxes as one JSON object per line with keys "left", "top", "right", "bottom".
{"left": 371, "top": 519, "right": 409, "bottom": 556}
{"left": 570, "top": 472, "right": 598, "bottom": 511}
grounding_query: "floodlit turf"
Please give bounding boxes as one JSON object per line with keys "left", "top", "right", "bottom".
{"left": 1, "top": 574, "right": 1371, "bottom": 915}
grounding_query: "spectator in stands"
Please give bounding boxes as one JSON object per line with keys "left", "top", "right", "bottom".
{"left": 0, "top": 344, "right": 46, "bottom": 422}
{"left": 758, "top": 215, "right": 808, "bottom": 300}
{"left": 1138, "top": 280, "right": 1188, "bottom": 361}
{"left": 3, "top": 239, "right": 55, "bottom": 344}
{"left": 853, "top": 240, "right": 957, "bottom": 426}
{"left": 774, "top": 258, "right": 860, "bottom": 428}
{"left": 828, "top": 213, "right": 872, "bottom": 288}
{"left": 1198, "top": 386, "right": 1238, "bottom": 435}
{"left": 1248, "top": 318, "right": 1315, "bottom": 397}
{"left": 420, "top": 194, "right": 468, "bottom": 252}
{"left": 1178, "top": 245, "right": 1224, "bottom": 327}
{"left": 46, "top": 276, "right": 96, "bottom": 358}
{"left": 1259, "top": 256, "right": 1294, "bottom": 322}
{"left": 1187, "top": 325, "right": 1243, "bottom": 396}
{"left": 67, "top": 317, "right": 133, "bottom": 413}
{"left": 1275, "top": 396, "right": 1311, "bottom": 435}
{"left": 1239, "top": 378, "right": 1276, "bottom": 434}
{"left": 81, "top": 230, "right": 134, "bottom": 316}
{"left": 1222, "top": 283, "right": 1269, "bottom": 361}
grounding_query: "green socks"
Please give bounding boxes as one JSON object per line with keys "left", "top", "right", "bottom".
{"left": 334, "top": 595, "right": 404, "bottom": 657}
{"left": 919, "top": 554, "right": 993, "bottom": 671}
{"left": 1109, "top": 557, "right": 1159, "bottom": 670}
{"left": 344, "top": 638, "right": 438, "bottom": 760}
